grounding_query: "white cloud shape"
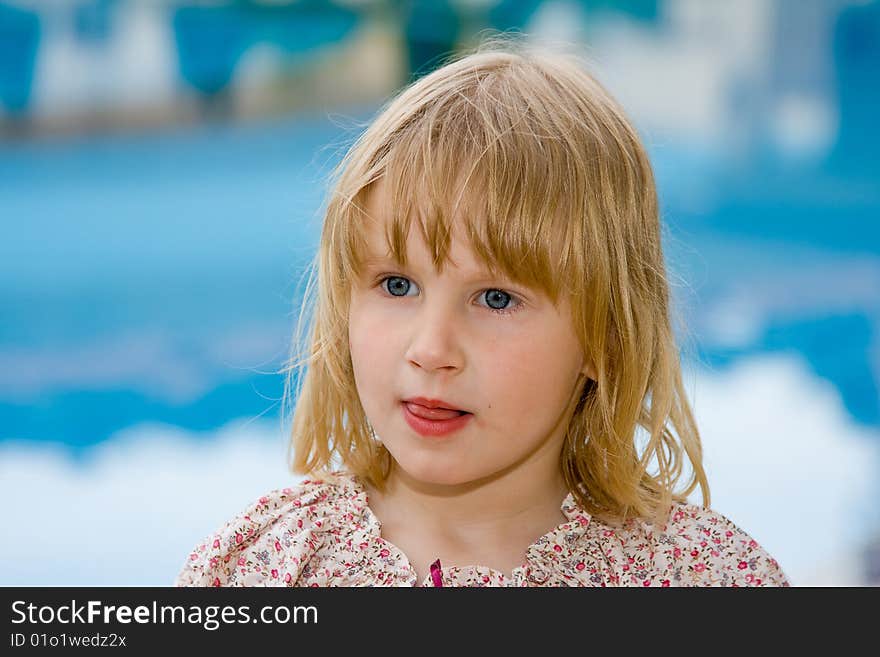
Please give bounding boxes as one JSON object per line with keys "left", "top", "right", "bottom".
{"left": 0, "top": 353, "right": 876, "bottom": 586}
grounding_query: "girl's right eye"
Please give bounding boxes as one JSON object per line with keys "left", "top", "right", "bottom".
{"left": 381, "top": 275, "right": 415, "bottom": 297}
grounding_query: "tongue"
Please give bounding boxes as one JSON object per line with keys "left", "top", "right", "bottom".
{"left": 405, "top": 403, "right": 463, "bottom": 420}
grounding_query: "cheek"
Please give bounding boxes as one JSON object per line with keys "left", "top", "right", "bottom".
{"left": 348, "top": 301, "right": 380, "bottom": 360}
{"left": 348, "top": 304, "right": 395, "bottom": 389}
{"left": 487, "top": 333, "right": 580, "bottom": 409}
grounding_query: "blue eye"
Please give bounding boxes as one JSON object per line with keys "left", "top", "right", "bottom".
{"left": 383, "top": 276, "right": 413, "bottom": 297}
{"left": 378, "top": 276, "right": 522, "bottom": 316}
{"left": 483, "top": 289, "right": 514, "bottom": 311}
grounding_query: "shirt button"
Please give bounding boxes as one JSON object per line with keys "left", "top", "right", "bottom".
{"left": 527, "top": 566, "right": 550, "bottom": 584}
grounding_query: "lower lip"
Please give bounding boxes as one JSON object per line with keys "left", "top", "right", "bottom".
{"left": 401, "top": 402, "right": 473, "bottom": 437}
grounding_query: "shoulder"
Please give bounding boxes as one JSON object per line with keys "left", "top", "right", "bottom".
{"left": 593, "top": 502, "right": 791, "bottom": 587}
{"left": 174, "top": 472, "right": 360, "bottom": 587}
{"left": 661, "top": 503, "right": 790, "bottom": 586}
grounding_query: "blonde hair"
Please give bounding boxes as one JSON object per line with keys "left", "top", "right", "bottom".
{"left": 282, "top": 35, "right": 710, "bottom": 526}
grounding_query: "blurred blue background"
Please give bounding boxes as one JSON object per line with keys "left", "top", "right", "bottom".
{"left": 1, "top": 0, "right": 878, "bottom": 586}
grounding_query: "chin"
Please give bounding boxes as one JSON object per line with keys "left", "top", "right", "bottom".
{"left": 391, "top": 452, "right": 489, "bottom": 487}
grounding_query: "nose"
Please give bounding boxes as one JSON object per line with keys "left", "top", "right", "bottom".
{"left": 404, "top": 300, "right": 465, "bottom": 373}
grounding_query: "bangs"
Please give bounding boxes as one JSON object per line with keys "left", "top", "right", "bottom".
{"left": 340, "top": 61, "right": 594, "bottom": 306}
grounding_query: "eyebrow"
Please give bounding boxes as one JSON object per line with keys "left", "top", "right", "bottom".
{"left": 361, "top": 254, "right": 511, "bottom": 283}
{"left": 361, "top": 254, "right": 396, "bottom": 267}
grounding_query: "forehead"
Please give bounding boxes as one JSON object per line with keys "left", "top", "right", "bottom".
{"left": 358, "top": 179, "right": 498, "bottom": 277}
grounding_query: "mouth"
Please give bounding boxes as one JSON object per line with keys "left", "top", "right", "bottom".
{"left": 401, "top": 397, "right": 472, "bottom": 419}
{"left": 402, "top": 402, "right": 470, "bottom": 420}
{"left": 400, "top": 400, "right": 474, "bottom": 437}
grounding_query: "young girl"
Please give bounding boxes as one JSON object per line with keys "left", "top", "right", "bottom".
{"left": 175, "top": 38, "right": 790, "bottom": 587}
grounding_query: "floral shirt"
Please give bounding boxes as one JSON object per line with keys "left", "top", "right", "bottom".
{"left": 175, "top": 471, "right": 790, "bottom": 587}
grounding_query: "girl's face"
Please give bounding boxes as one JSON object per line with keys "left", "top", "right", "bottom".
{"left": 348, "top": 187, "right": 593, "bottom": 488}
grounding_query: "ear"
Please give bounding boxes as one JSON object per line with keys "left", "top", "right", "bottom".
{"left": 581, "top": 358, "right": 597, "bottom": 382}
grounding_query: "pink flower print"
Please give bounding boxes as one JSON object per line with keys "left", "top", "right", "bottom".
{"left": 725, "top": 530, "right": 733, "bottom": 538}
{"left": 713, "top": 537, "right": 721, "bottom": 544}
{"left": 189, "top": 553, "right": 198, "bottom": 562}
{"left": 643, "top": 580, "right": 651, "bottom": 587}
{"left": 737, "top": 561, "right": 748, "bottom": 570}
{"left": 575, "top": 562, "right": 586, "bottom": 571}
{"left": 247, "top": 528, "right": 254, "bottom": 535}
{"left": 673, "top": 547, "right": 682, "bottom": 559}
{"left": 379, "top": 548, "right": 390, "bottom": 558}
{"left": 482, "top": 575, "right": 490, "bottom": 583}
{"left": 745, "top": 573, "right": 755, "bottom": 584}
{"left": 315, "top": 520, "right": 322, "bottom": 528}
{"left": 209, "top": 557, "right": 219, "bottom": 568}
{"left": 359, "top": 541, "right": 368, "bottom": 550}
{"left": 673, "top": 511, "right": 684, "bottom": 523}
{"left": 310, "top": 583, "right": 318, "bottom": 587}
{"left": 212, "top": 539, "right": 220, "bottom": 549}
{"left": 238, "top": 556, "right": 246, "bottom": 566}
{"left": 700, "top": 540, "right": 707, "bottom": 547}
{"left": 553, "top": 544, "right": 563, "bottom": 552}
{"left": 754, "top": 578, "right": 762, "bottom": 585}
{"left": 603, "top": 529, "right": 614, "bottom": 537}
{"left": 271, "top": 569, "right": 279, "bottom": 579}
{"left": 235, "top": 533, "right": 243, "bottom": 544}
{"left": 212, "top": 578, "right": 221, "bottom": 587}
{"left": 259, "top": 496, "right": 269, "bottom": 505}
{"left": 282, "top": 487, "right": 293, "bottom": 495}
{"left": 690, "top": 548, "right": 699, "bottom": 558}
{"left": 275, "top": 540, "right": 282, "bottom": 552}
{"left": 749, "top": 539, "right": 758, "bottom": 549}
{"left": 297, "top": 519, "right": 303, "bottom": 529}
{"left": 693, "top": 563, "right": 706, "bottom": 573}
{"left": 711, "top": 550, "right": 720, "bottom": 558}
{"left": 284, "top": 573, "right": 292, "bottom": 584}
{"left": 661, "top": 579, "right": 670, "bottom": 587}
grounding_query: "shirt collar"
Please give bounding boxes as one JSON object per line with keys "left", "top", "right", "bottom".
{"left": 342, "top": 471, "right": 591, "bottom": 531}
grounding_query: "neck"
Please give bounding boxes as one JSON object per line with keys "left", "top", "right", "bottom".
{"left": 373, "top": 449, "right": 571, "bottom": 549}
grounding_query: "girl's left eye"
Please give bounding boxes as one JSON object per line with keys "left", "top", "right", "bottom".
{"left": 378, "top": 275, "right": 523, "bottom": 316}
